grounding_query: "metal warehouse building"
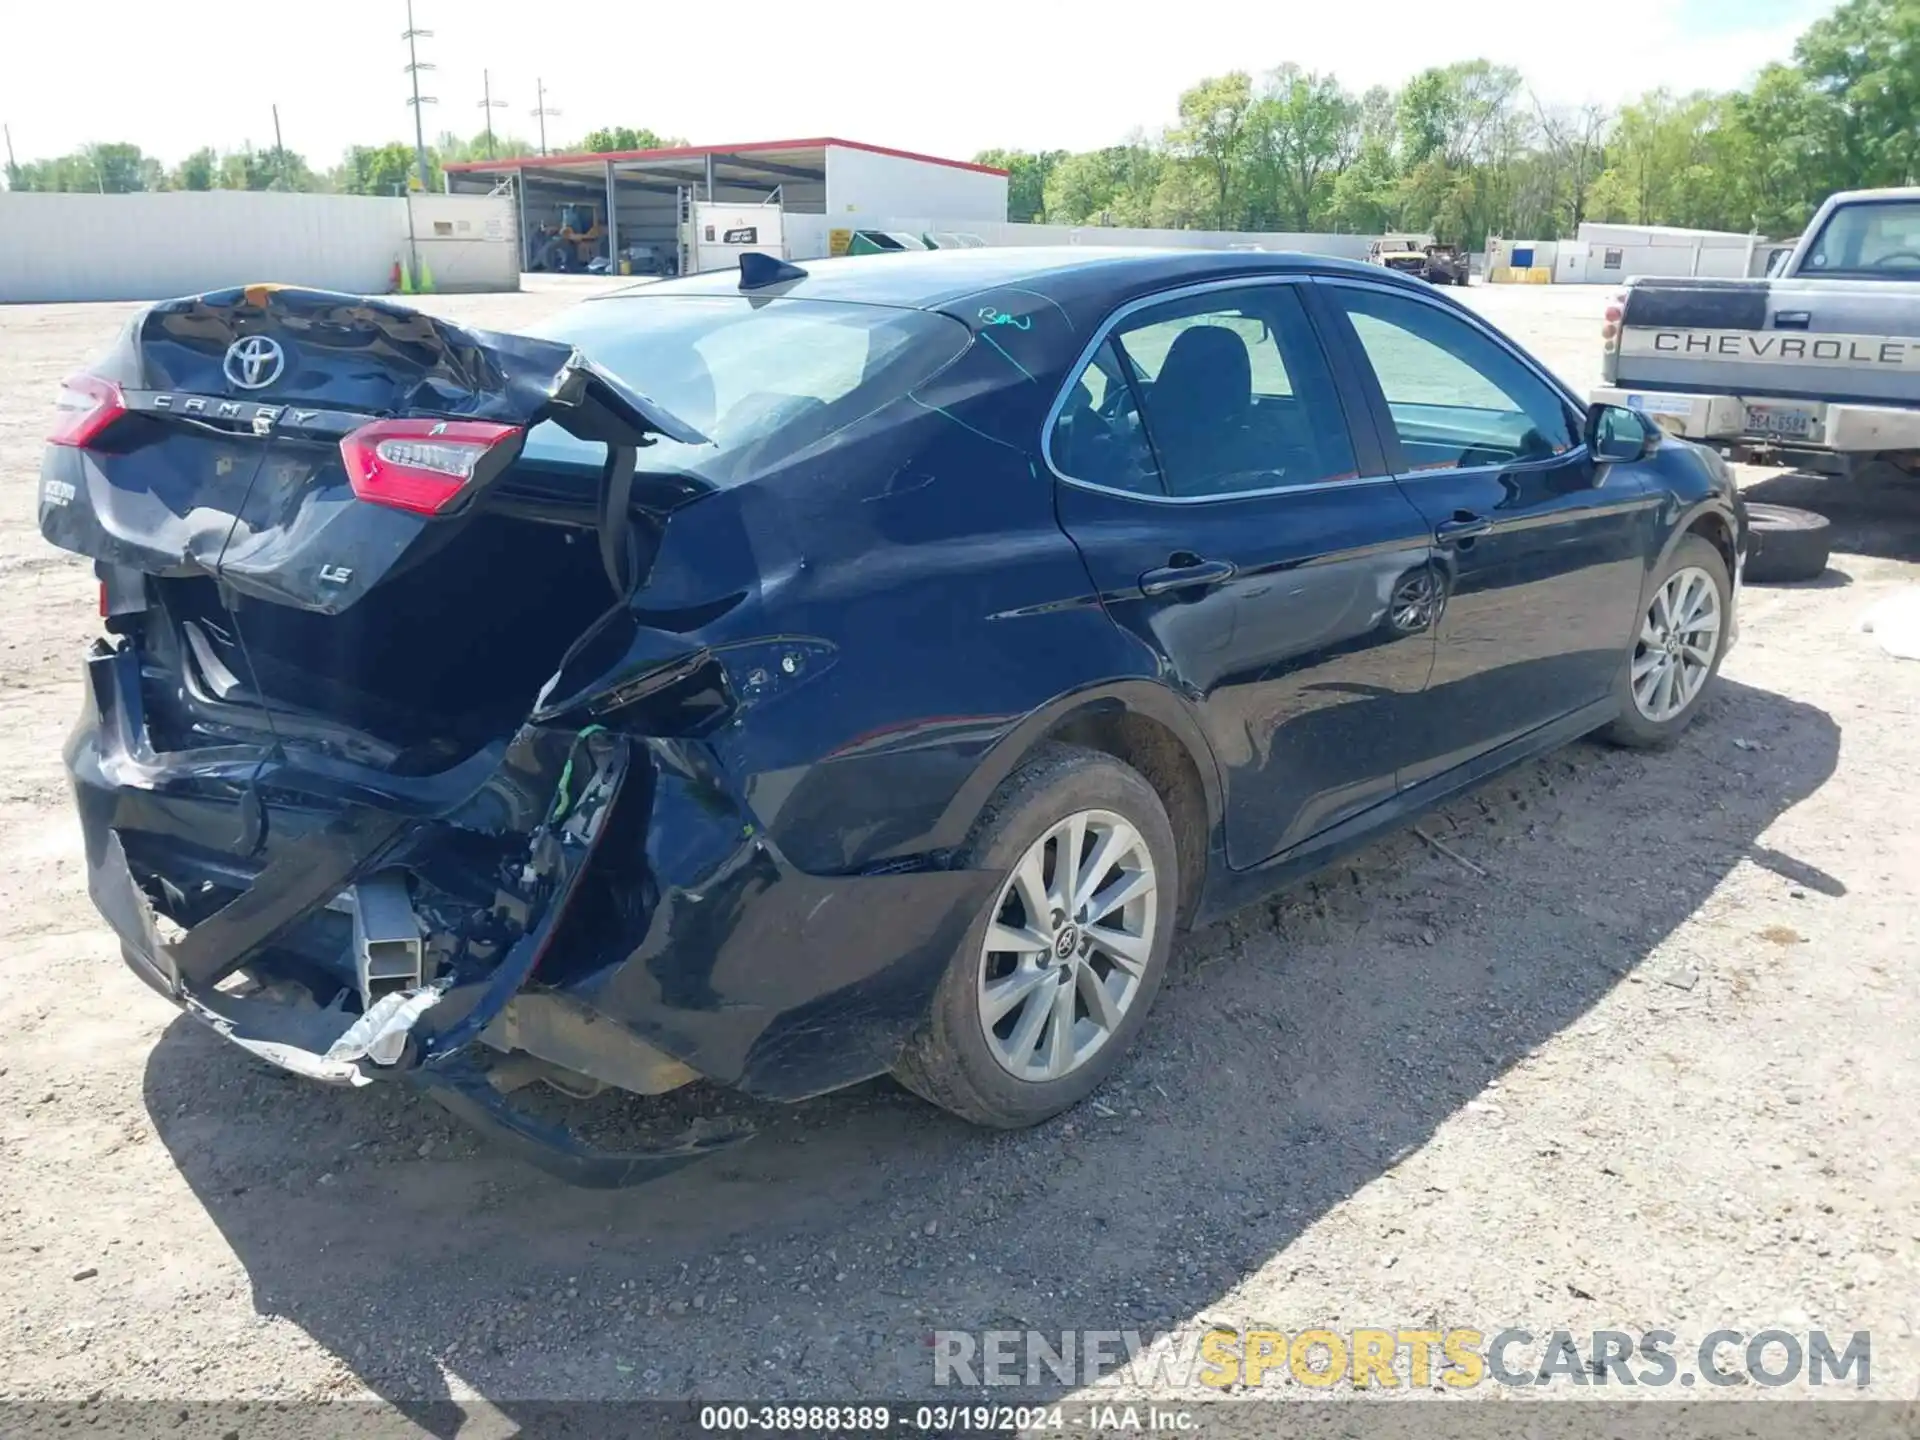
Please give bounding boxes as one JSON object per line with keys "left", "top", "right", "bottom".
{"left": 444, "top": 136, "right": 1009, "bottom": 277}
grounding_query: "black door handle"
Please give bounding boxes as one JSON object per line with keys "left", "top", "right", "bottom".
{"left": 1435, "top": 512, "right": 1492, "bottom": 544}
{"left": 1773, "top": 310, "right": 1811, "bottom": 330}
{"left": 1139, "top": 557, "right": 1236, "bottom": 596}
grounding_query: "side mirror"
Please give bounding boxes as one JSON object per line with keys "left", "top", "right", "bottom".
{"left": 1585, "top": 402, "right": 1660, "bottom": 462}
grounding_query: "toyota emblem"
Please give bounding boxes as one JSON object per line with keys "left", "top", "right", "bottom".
{"left": 222, "top": 335, "right": 286, "bottom": 391}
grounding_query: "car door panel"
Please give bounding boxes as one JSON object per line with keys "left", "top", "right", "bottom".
{"left": 1314, "top": 279, "right": 1662, "bottom": 784}
{"left": 1048, "top": 279, "right": 1441, "bottom": 871}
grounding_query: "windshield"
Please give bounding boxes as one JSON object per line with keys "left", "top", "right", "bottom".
{"left": 520, "top": 293, "right": 970, "bottom": 481}
{"left": 1801, "top": 200, "right": 1920, "bottom": 277}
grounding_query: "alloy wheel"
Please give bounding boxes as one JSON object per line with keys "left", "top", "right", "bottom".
{"left": 976, "top": 809, "right": 1158, "bottom": 1083}
{"left": 1631, "top": 565, "right": 1722, "bottom": 723}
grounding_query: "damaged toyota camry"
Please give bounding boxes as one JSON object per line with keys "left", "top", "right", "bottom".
{"left": 40, "top": 251, "right": 1745, "bottom": 1185}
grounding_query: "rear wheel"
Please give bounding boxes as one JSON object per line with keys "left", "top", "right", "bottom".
{"left": 1744, "top": 503, "right": 1831, "bottom": 583}
{"left": 894, "top": 745, "right": 1178, "bottom": 1129}
{"left": 1600, "top": 534, "right": 1731, "bottom": 749}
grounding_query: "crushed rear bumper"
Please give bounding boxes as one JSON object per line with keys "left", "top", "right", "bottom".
{"left": 67, "top": 634, "right": 996, "bottom": 1185}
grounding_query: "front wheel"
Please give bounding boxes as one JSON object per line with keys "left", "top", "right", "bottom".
{"left": 1600, "top": 534, "right": 1731, "bottom": 748}
{"left": 894, "top": 745, "right": 1178, "bottom": 1129}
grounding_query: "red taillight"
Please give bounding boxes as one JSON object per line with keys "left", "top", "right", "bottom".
{"left": 47, "top": 374, "right": 126, "bottom": 448}
{"left": 338, "top": 418, "right": 521, "bottom": 517}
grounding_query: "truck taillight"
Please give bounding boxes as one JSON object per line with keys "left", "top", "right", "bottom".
{"left": 1601, "top": 292, "right": 1627, "bottom": 354}
{"left": 47, "top": 374, "right": 127, "bottom": 448}
{"left": 338, "top": 418, "right": 522, "bottom": 517}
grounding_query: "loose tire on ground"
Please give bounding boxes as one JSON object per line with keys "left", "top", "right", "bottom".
{"left": 1744, "top": 503, "right": 1831, "bottom": 584}
{"left": 893, "top": 744, "right": 1179, "bottom": 1130}
{"left": 1600, "top": 533, "right": 1732, "bottom": 750}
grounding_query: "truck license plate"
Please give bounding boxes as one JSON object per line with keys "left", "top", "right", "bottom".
{"left": 1744, "top": 404, "right": 1817, "bottom": 439}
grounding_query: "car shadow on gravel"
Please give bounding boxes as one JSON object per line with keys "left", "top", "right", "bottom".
{"left": 141, "top": 676, "right": 1838, "bottom": 1423}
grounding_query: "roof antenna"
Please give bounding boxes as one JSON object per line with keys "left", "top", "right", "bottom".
{"left": 738, "top": 252, "right": 808, "bottom": 290}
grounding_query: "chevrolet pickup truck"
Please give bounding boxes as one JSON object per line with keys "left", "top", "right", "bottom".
{"left": 1593, "top": 188, "right": 1920, "bottom": 580}
{"left": 1594, "top": 188, "right": 1920, "bottom": 479}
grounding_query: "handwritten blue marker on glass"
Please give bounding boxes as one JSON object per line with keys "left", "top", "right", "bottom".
{"left": 977, "top": 306, "right": 1032, "bottom": 331}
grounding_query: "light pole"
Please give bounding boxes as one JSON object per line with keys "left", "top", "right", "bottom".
{"left": 531, "top": 78, "right": 560, "bottom": 157}
{"left": 478, "top": 70, "right": 509, "bottom": 159}
{"left": 402, "top": 0, "right": 437, "bottom": 192}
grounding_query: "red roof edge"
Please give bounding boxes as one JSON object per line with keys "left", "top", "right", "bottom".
{"left": 444, "top": 136, "right": 1008, "bottom": 177}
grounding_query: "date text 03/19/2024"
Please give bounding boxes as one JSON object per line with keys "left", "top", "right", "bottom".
{"left": 697, "top": 1403, "right": 1196, "bottom": 1433}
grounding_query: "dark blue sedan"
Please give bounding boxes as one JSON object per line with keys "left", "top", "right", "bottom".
{"left": 40, "top": 248, "right": 1745, "bottom": 1183}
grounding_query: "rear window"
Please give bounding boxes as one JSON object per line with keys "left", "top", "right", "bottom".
{"left": 520, "top": 294, "right": 969, "bottom": 481}
{"left": 1802, "top": 200, "right": 1920, "bottom": 277}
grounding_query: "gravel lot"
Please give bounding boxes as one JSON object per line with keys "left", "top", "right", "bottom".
{"left": 1, "top": 275, "right": 1916, "bottom": 1417}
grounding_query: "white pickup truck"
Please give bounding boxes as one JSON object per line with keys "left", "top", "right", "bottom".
{"left": 1593, "top": 187, "right": 1920, "bottom": 482}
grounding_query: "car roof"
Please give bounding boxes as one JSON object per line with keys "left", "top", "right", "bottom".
{"left": 592, "top": 246, "right": 1410, "bottom": 310}
{"left": 1821, "top": 186, "right": 1920, "bottom": 207}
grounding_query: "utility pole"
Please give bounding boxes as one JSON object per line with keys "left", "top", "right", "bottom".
{"left": 271, "top": 104, "right": 285, "bottom": 188}
{"left": 477, "top": 70, "right": 508, "bottom": 159}
{"left": 2, "top": 124, "right": 16, "bottom": 184}
{"left": 402, "top": 0, "right": 437, "bottom": 192}
{"left": 531, "top": 78, "right": 560, "bottom": 157}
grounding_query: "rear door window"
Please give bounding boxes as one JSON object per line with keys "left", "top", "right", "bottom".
{"left": 1050, "top": 284, "right": 1357, "bottom": 499}
{"left": 1047, "top": 338, "right": 1165, "bottom": 495}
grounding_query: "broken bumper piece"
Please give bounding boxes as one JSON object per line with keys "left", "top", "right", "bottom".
{"left": 95, "top": 826, "right": 752, "bottom": 1186}
{"left": 70, "top": 669, "right": 753, "bottom": 1186}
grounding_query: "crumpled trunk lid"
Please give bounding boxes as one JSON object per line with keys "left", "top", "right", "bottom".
{"left": 40, "top": 284, "right": 703, "bottom": 616}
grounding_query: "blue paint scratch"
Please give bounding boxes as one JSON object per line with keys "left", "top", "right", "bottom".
{"left": 979, "top": 330, "right": 1036, "bottom": 383}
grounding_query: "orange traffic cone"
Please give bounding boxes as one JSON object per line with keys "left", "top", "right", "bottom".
{"left": 389, "top": 259, "right": 404, "bottom": 294}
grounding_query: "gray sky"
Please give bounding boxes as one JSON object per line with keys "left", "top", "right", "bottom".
{"left": 4, "top": 0, "right": 1837, "bottom": 169}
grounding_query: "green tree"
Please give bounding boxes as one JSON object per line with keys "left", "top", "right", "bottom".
{"left": 173, "top": 147, "right": 218, "bottom": 191}
{"left": 1732, "top": 65, "right": 1826, "bottom": 234}
{"left": 1248, "top": 65, "right": 1358, "bottom": 230}
{"left": 1793, "top": 0, "right": 1920, "bottom": 190}
{"left": 1172, "top": 71, "right": 1255, "bottom": 228}
{"left": 1328, "top": 136, "right": 1399, "bottom": 233}
{"left": 8, "top": 143, "right": 160, "bottom": 192}
{"left": 1043, "top": 149, "right": 1123, "bottom": 224}
{"left": 336, "top": 142, "right": 439, "bottom": 195}
{"left": 438, "top": 129, "right": 540, "bottom": 164}
{"left": 578, "top": 126, "right": 681, "bottom": 153}
{"left": 974, "top": 147, "right": 1067, "bottom": 222}
{"left": 1533, "top": 100, "right": 1610, "bottom": 233}
{"left": 88, "top": 143, "right": 161, "bottom": 192}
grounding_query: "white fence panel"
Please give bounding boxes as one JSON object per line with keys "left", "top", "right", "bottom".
{"left": 0, "top": 192, "right": 513, "bottom": 303}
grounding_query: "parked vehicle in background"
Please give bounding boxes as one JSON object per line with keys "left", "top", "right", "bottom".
{"left": 1596, "top": 189, "right": 1920, "bottom": 476}
{"left": 1593, "top": 188, "right": 1920, "bottom": 579}
{"left": 1368, "top": 235, "right": 1434, "bottom": 277}
{"left": 1424, "top": 244, "right": 1471, "bottom": 286}
{"left": 41, "top": 250, "right": 1744, "bottom": 1185}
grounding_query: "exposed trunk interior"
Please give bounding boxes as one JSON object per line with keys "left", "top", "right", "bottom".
{"left": 145, "top": 510, "right": 618, "bottom": 761}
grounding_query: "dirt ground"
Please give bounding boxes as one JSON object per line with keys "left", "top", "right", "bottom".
{"left": 1, "top": 276, "right": 1917, "bottom": 1419}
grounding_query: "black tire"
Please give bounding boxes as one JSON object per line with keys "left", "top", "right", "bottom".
{"left": 1744, "top": 502, "right": 1831, "bottom": 583}
{"left": 1600, "top": 533, "right": 1732, "bottom": 749}
{"left": 893, "top": 744, "right": 1179, "bottom": 1129}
